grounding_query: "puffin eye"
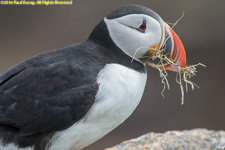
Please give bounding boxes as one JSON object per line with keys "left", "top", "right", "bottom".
{"left": 137, "top": 20, "right": 147, "bottom": 33}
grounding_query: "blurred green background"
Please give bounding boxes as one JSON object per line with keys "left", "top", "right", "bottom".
{"left": 0, "top": 0, "right": 225, "bottom": 149}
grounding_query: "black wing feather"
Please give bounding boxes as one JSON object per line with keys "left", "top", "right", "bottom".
{"left": 0, "top": 42, "right": 102, "bottom": 148}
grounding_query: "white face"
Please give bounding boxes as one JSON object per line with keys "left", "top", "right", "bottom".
{"left": 104, "top": 14, "right": 162, "bottom": 62}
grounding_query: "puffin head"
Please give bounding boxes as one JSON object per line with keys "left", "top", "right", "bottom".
{"left": 102, "top": 4, "right": 186, "bottom": 72}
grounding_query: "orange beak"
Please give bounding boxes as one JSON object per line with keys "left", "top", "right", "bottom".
{"left": 149, "top": 23, "right": 186, "bottom": 72}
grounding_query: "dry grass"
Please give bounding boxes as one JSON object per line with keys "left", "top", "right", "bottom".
{"left": 131, "top": 13, "right": 206, "bottom": 104}
{"left": 147, "top": 45, "right": 206, "bottom": 105}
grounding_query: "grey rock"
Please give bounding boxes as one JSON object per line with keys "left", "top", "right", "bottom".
{"left": 105, "top": 129, "right": 225, "bottom": 150}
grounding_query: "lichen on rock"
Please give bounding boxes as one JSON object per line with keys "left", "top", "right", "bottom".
{"left": 105, "top": 128, "right": 225, "bottom": 150}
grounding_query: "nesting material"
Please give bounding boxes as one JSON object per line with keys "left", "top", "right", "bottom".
{"left": 131, "top": 13, "right": 205, "bottom": 104}
{"left": 147, "top": 45, "right": 206, "bottom": 105}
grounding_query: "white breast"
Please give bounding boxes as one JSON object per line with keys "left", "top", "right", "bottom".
{"left": 49, "top": 63, "right": 147, "bottom": 150}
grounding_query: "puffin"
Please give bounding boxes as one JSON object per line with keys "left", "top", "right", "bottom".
{"left": 0, "top": 4, "right": 186, "bottom": 150}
